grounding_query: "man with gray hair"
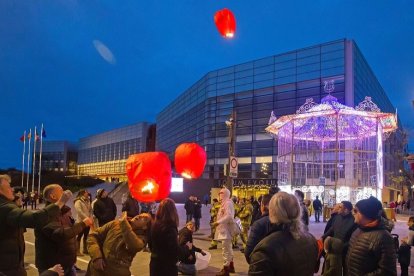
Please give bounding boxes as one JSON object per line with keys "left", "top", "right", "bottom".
{"left": 35, "top": 184, "right": 93, "bottom": 275}
{"left": 0, "top": 175, "right": 71, "bottom": 276}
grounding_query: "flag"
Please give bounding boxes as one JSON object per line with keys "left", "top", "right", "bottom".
{"left": 35, "top": 134, "right": 40, "bottom": 141}
{"left": 42, "top": 128, "right": 46, "bottom": 138}
{"left": 27, "top": 133, "right": 31, "bottom": 140}
{"left": 20, "top": 135, "right": 25, "bottom": 142}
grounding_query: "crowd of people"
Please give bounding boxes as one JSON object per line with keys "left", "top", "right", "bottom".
{"left": 0, "top": 171, "right": 410, "bottom": 276}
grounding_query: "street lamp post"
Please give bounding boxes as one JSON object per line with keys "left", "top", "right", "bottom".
{"left": 225, "top": 111, "right": 236, "bottom": 192}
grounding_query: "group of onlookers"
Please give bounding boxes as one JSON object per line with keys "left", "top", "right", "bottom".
{"left": 207, "top": 187, "right": 401, "bottom": 276}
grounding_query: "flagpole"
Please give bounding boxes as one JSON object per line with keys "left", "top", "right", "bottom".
{"left": 21, "top": 130, "right": 26, "bottom": 187}
{"left": 38, "top": 124, "right": 44, "bottom": 195}
{"left": 32, "top": 126, "right": 37, "bottom": 193}
{"left": 26, "top": 129, "right": 31, "bottom": 192}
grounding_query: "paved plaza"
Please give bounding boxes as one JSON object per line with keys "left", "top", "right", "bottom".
{"left": 22, "top": 203, "right": 414, "bottom": 275}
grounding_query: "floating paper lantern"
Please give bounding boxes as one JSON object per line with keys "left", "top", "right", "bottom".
{"left": 175, "top": 143, "right": 207, "bottom": 179}
{"left": 214, "top": 8, "right": 236, "bottom": 38}
{"left": 126, "top": 152, "right": 172, "bottom": 202}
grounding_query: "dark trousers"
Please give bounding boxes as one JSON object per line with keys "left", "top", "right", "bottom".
{"left": 401, "top": 264, "right": 408, "bottom": 276}
{"left": 194, "top": 217, "right": 200, "bottom": 231}
{"left": 186, "top": 214, "right": 193, "bottom": 223}
{"left": 31, "top": 200, "right": 37, "bottom": 210}
{"left": 314, "top": 209, "right": 321, "bottom": 222}
{"left": 77, "top": 226, "right": 90, "bottom": 253}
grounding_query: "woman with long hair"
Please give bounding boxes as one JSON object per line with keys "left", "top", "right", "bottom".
{"left": 149, "top": 198, "right": 191, "bottom": 276}
{"left": 249, "top": 192, "right": 318, "bottom": 276}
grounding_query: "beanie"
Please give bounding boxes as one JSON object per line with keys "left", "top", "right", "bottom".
{"left": 355, "top": 196, "right": 382, "bottom": 220}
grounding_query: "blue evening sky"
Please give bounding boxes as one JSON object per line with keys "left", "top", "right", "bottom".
{"left": 1, "top": 0, "right": 413, "bottom": 169}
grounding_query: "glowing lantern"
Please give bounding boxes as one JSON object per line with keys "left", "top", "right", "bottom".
{"left": 214, "top": 8, "right": 236, "bottom": 38}
{"left": 175, "top": 143, "right": 207, "bottom": 179}
{"left": 126, "top": 152, "right": 172, "bottom": 202}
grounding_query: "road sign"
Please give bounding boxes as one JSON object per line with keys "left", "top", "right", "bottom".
{"left": 229, "top": 156, "right": 238, "bottom": 178}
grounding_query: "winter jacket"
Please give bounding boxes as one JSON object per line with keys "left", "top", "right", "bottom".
{"left": 249, "top": 224, "right": 318, "bottom": 276}
{"left": 215, "top": 198, "right": 235, "bottom": 240}
{"left": 121, "top": 196, "right": 140, "bottom": 218}
{"left": 0, "top": 195, "right": 60, "bottom": 276}
{"left": 322, "top": 212, "right": 356, "bottom": 255}
{"left": 38, "top": 205, "right": 87, "bottom": 272}
{"left": 346, "top": 221, "right": 397, "bottom": 276}
{"left": 324, "top": 213, "right": 338, "bottom": 234}
{"left": 323, "top": 237, "right": 344, "bottom": 276}
{"left": 184, "top": 199, "right": 194, "bottom": 215}
{"left": 193, "top": 200, "right": 202, "bottom": 219}
{"left": 87, "top": 217, "right": 147, "bottom": 276}
{"left": 178, "top": 226, "right": 202, "bottom": 264}
{"left": 313, "top": 199, "right": 322, "bottom": 211}
{"left": 74, "top": 197, "right": 92, "bottom": 223}
{"left": 93, "top": 197, "right": 117, "bottom": 227}
{"left": 244, "top": 214, "right": 271, "bottom": 263}
{"left": 149, "top": 222, "right": 187, "bottom": 276}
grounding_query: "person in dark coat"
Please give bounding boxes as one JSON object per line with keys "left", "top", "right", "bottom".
{"left": 346, "top": 196, "right": 397, "bottom": 276}
{"left": 0, "top": 175, "right": 70, "bottom": 276}
{"left": 36, "top": 184, "right": 94, "bottom": 275}
{"left": 249, "top": 192, "right": 318, "bottom": 275}
{"left": 149, "top": 198, "right": 190, "bottom": 276}
{"left": 93, "top": 189, "right": 117, "bottom": 227}
{"left": 244, "top": 194, "right": 272, "bottom": 263}
{"left": 193, "top": 197, "right": 202, "bottom": 232}
{"left": 177, "top": 221, "right": 206, "bottom": 275}
{"left": 184, "top": 196, "right": 195, "bottom": 223}
{"left": 122, "top": 193, "right": 141, "bottom": 218}
{"left": 250, "top": 196, "right": 261, "bottom": 225}
{"left": 322, "top": 201, "right": 357, "bottom": 275}
{"left": 312, "top": 196, "right": 323, "bottom": 222}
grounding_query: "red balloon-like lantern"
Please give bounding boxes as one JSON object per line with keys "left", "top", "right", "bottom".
{"left": 214, "top": 8, "right": 236, "bottom": 38}
{"left": 175, "top": 143, "right": 207, "bottom": 179}
{"left": 126, "top": 152, "right": 172, "bottom": 202}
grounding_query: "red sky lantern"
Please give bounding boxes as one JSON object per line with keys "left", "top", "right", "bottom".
{"left": 175, "top": 143, "right": 207, "bottom": 179}
{"left": 214, "top": 8, "right": 236, "bottom": 38}
{"left": 126, "top": 152, "right": 172, "bottom": 202}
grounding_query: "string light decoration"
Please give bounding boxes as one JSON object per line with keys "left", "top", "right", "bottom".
{"left": 266, "top": 95, "right": 398, "bottom": 204}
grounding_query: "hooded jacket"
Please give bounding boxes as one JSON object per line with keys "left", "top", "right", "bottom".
{"left": 215, "top": 188, "right": 235, "bottom": 240}
{"left": 323, "top": 237, "right": 344, "bottom": 276}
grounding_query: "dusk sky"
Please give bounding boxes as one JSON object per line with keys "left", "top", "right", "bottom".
{"left": 1, "top": 0, "right": 413, "bottom": 169}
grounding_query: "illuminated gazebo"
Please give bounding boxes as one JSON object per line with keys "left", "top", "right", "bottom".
{"left": 266, "top": 95, "right": 398, "bottom": 205}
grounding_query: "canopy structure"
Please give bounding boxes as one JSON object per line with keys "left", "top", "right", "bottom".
{"left": 266, "top": 95, "right": 398, "bottom": 204}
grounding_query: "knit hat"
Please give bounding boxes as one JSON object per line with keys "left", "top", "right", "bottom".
{"left": 96, "top": 188, "right": 105, "bottom": 198}
{"left": 355, "top": 196, "right": 382, "bottom": 220}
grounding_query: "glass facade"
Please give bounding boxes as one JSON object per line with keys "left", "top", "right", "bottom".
{"left": 157, "top": 40, "right": 347, "bottom": 182}
{"left": 78, "top": 122, "right": 149, "bottom": 177}
{"left": 156, "top": 39, "right": 403, "bottom": 189}
{"left": 35, "top": 141, "right": 78, "bottom": 174}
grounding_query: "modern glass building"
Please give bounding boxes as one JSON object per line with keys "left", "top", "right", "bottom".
{"left": 156, "top": 39, "right": 404, "bottom": 201}
{"left": 77, "top": 122, "right": 151, "bottom": 180}
{"left": 35, "top": 141, "right": 78, "bottom": 174}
